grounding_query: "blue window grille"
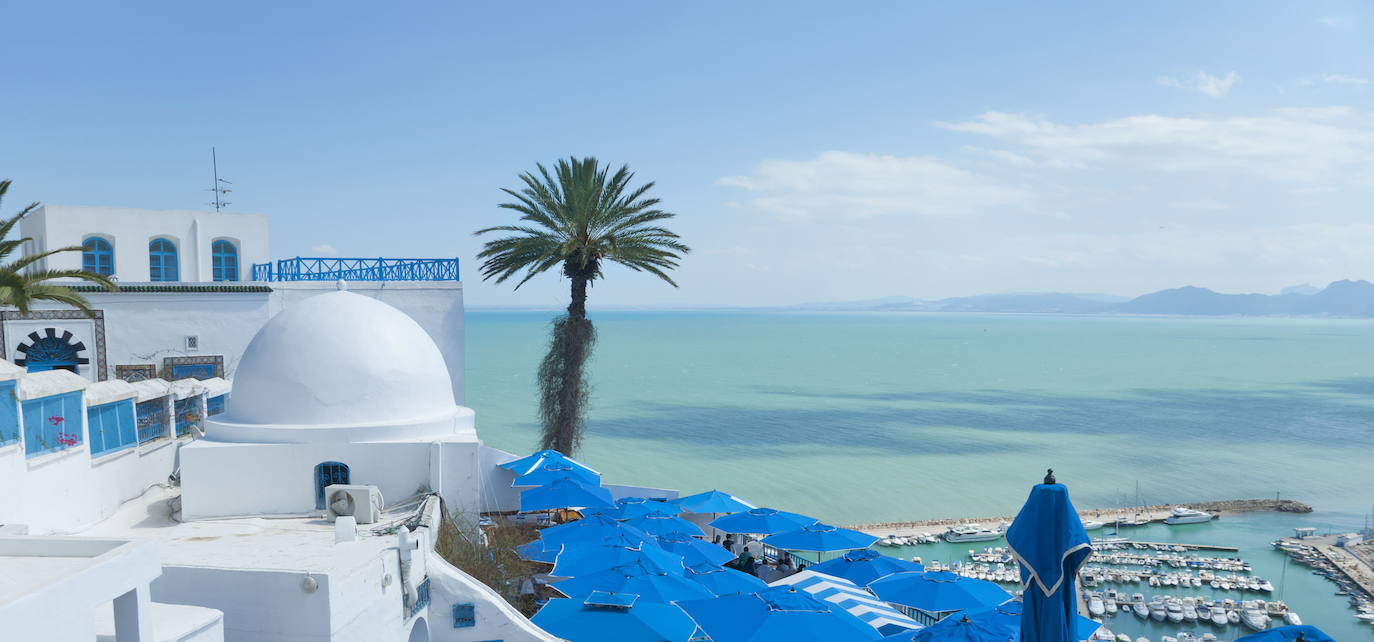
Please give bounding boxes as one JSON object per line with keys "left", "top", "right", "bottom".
{"left": 149, "top": 238, "right": 179, "bottom": 282}
{"left": 251, "top": 257, "right": 460, "bottom": 282}
{"left": 0, "top": 380, "right": 18, "bottom": 446}
{"left": 136, "top": 398, "right": 168, "bottom": 443}
{"left": 314, "top": 461, "right": 350, "bottom": 509}
{"left": 22, "top": 391, "right": 84, "bottom": 457}
{"left": 207, "top": 394, "right": 227, "bottom": 416}
{"left": 404, "top": 578, "right": 431, "bottom": 620}
{"left": 82, "top": 237, "right": 115, "bottom": 276}
{"left": 174, "top": 397, "right": 201, "bottom": 436}
{"left": 212, "top": 240, "right": 239, "bottom": 282}
{"left": 170, "top": 363, "right": 217, "bottom": 380}
{"left": 88, "top": 399, "right": 137, "bottom": 456}
{"left": 451, "top": 602, "right": 475, "bottom": 628}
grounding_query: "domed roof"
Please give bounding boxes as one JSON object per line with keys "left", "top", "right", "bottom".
{"left": 224, "top": 291, "right": 456, "bottom": 427}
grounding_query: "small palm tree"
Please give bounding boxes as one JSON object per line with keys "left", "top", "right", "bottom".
{"left": 477, "top": 157, "right": 689, "bottom": 454}
{"left": 0, "top": 179, "right": 117, "bottom": 316}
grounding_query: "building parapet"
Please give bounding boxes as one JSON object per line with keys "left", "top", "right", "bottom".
{"left": 251, "top": 257, "right": 460, "bottom": 282}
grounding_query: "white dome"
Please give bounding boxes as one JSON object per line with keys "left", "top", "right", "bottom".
{"left": 223, "top": 291, "right": 457, "bottom": 430}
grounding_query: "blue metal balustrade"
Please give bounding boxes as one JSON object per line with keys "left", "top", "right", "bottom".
{"left": 250, "top": 257, "right": 460, "bottom": 282}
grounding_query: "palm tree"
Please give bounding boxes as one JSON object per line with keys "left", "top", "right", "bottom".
{"left": 476, "top": 157, "right": 689, "bottom": 454}
{"left": 0, "top": 179, "right": 117, "bottom": 316}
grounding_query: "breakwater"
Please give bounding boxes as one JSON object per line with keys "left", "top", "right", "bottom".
{"left": 849, "top": 498, "right": 1312, "bottom": 536}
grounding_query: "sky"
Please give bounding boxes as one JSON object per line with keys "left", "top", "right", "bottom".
{"left": 4, "top": 2, "right": 1374, "bottom": 306}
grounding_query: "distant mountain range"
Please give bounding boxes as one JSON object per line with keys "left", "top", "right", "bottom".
{"left": 792, "top": 280, "right": 1374, "bottom": 317}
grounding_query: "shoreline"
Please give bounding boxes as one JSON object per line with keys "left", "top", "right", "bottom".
{"left": 848, "top": 498, "right": 1313, "bottom": 537}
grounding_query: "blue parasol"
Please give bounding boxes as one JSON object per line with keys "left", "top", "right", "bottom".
{"left": 512, "top": 461, "right": 601, "bottom": 488}
{"left": 1236, "top": 625, "right": 1337, "bottom": 642}
{"left": 762, "top": 522, "right": 879, "bottom": 553}
{"left": 531, "top": 594, "right": 698, "bottom": 642}
{"left": 673, "top": 490, "right": 756, "bottom": 514}
{"left": 624, "top": 509, "right": 706, "bottom": 537}
{"left": 551, "top": 560, "right": 715, "bottom": 603}
{"left": 1005, "top": 470, "right": 1093, "bottom": 642}
{"left": 682, "top": 562, "right": 769, "bottom": 595}
{"left": 867, "top": 570, "right": 1011, "bottom": 615}
{"left": 809, "top": 549, "right": 924, "bottom": 586}
{"left": 657, "top": 531, "right": 736, "bottom": 567}
{"left": 676, "top": 584, "right": 882, "bottom": 642}
{"left": 550, "top": 539, "right": 686, "bottom": 577}
{"left": 709, "top": 507, "right": 815, "bottom": 535}
{"left": 520, "top": 478, "right": 616, "bottom": 512}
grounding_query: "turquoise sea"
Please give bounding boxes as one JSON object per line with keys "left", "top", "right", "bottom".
{"left": 467, "top": 311, "right": 1374, "bottom": 639}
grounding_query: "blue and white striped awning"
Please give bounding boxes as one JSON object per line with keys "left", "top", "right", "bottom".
{"left": 770, "top": 570, "right": 921, "bottom": 635}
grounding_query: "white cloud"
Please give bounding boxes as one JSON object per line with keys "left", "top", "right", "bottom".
{"left": 310, "top": 244, "right": 339, "bottom": 256}
{"left": 1300, "top": 73, "right": 1371, "bottom": 87}
{"left": 937, "top": 108, "right": 1374, "bottom": 185}
{"left": 717, "top": 151, "right": 1031, "bottom": 222}
{"left": 1158, "top": 71, "right": 1240, "bottom": 97}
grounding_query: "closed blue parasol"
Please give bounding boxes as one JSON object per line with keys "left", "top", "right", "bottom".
{"left": 1236, "top": 625, "right": 1336, "bottom": 642}
{"left": 676, "top": 584, "right": 882, "bottom": 642}
{"left": 657, "top": 531, "right": 736, "bottom": 567}
{"left": 624, "top": 509, "right": 706, "bottom": 537}
{"left": 552, "top": 560, "right": 715, "bottom": 603}
{"left": 762, "top": 522, "right": 879, "bottom": 553}
{"left": 809, "top": 549, "right": 924, "bottom": 586}
{"left": 520, "top": 478, "right": 616, "bottom": 512}
{"left": 1005, "top": 470, "right": 1093, "bottom": 642}
{"left": 531, "top": 593, "right": 698, "bottom": 642}
{"left": 551, "top": 539, "right": 686, "bottom": 577}
{"left": 683, "top": 562, "right": 769, "bottom": 595}
{"left": 673, "top": 490, "right": 756, "bottom": 514}
{"left": 512, "top": 461, "right": 601, "bottom": 488}
{"left": 709, "top": 507, "right": 815, "bottom": 535}
{"left": 867, "top": 571, "right": 1011, "bottom": 615}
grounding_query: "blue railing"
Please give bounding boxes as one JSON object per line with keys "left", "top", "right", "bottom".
{"left": 251, "top": 257, "right": 460, "bottom": 282}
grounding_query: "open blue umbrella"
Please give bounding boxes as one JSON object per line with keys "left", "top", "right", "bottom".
{"left": 541, "top": 514, "right": 646, "bottom": 543}
{"left": 499, "top": 449, "right": 563, "bottom": 473}
{"left": 551, "top": 539, "right": 686, "bottom": 577}
{"left": 867, "top": 571, "right": 1011, "bottom": 615}
{"left": 1236, "top": 625, "right": 1336, "bottom": 642}
{"left": 513, "top": 460, "right": 601, "bottom": 488}
{"left": 909, "top": 612, "right": 1014, "bottom": 642}
{"left": 762, "top": 522, "right": 879, "bottom": 553}
{"left": 676, "top": 584, "right": 882, "bottom": 642}
{"left": 913, "top": 599, "right": 1098, "bottom": 642}
{"left": 809, "top": 549, "right": 924, "bottom": 586}
{"left": 552, "top": 561, "right": 715, "bottom": 603}
{"left": 520, "top": 478, "right": 616, "bottom": 512}
{"left": 531, "top": 593, "right": 698, "bottom": 642}
{"left": 596, "top": 496, "right": 677, "bottom": 521}
{"left": 517, "top": 538, "right": 560, "bottom": 563}
{"left": 625, "top": 509, "right": 706, "bottom": 537}
{"left": 674, "top": 490, "right": 756, "bottom": 514}
{"left": 683, "top": 562, "right": 769, "bottom": 595}
{"left": 709, "top": 507, "right": 815, "bottom": 535}
{"left": 1005, "top": 470, "right": 1092, "bottom": 642}
{"left": 657, "top": 531, "right": 736, "bottom": 567}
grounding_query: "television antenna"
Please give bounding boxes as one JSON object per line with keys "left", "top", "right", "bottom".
{"left": 207, "top": 147, "right": 232, "bottom": 211}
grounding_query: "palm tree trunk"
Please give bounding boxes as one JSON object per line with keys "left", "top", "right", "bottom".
{"left": 537, "top": 273, "right": 596, "bottom": 454}
{"left": 568, "top": 275, "right": 588, "bottom": 320}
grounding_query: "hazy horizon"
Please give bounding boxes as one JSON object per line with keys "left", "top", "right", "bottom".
{"left": 7, "top": 2, "right": 1374, "bottom": 307}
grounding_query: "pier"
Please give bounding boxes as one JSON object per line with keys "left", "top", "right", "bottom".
{"left": 849, "top": 497, "right": 1312, "bottom": 538}
{"left": 1276, "top": 533, "right": 1374, "bottom": 609}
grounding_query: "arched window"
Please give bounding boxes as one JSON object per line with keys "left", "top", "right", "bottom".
{"left": 315, "top": 461, "right": 350, "bottom": 509}
{"left": 211, "top": 240, "right": 239, "bottom": 282}
{"left": 149, "top": 238, "right": 179, "bottom": 282}
{"left": 82, "top": 238, "right": 114, "bottom": 276}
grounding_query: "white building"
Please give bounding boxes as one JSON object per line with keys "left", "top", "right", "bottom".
{"left": 5, "top": 205, "right": 467, "bottom": 404}
{"left": 0, "top": 288, "right": 564, "bottom": 642}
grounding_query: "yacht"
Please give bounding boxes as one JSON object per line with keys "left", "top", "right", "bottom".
{"left": 1132, "top": 595, "right": 1149, "bottom": 619}
{"left": 942, "top": 524, "right": 1003, "bottom": 543}
{"left": 1210, "top": 605, "right": 1229, "bottom": 627}
{"left": 1240, "top": 605, "right": 1268, "bottom": 631}
{"left": 1088, "top": 593, "right": 1106, "bottom": 617}
{"left": 1164, "top": 506, "right": 1214, "bottom": 525}
{"left": 1149, "top": 598, "right": 1167, "bottom": 622}
{"left": 1082, "top": 519, "right": 1106, "bottom": 530}
{"left": 1284, "top": 612, "right": 1302, "bottom": 626}
{"left": 1166, "top": 599, "right": 1184, "bottom": 623}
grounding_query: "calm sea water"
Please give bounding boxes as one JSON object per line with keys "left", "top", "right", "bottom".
{"left": 467, "top": 310, "right": 1374, "bottom": 638}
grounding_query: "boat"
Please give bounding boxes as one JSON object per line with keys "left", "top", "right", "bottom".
{"left": 1196, "top": 603, "right": 1211, "bottom": 622}
{"left": 1166, "top": 599, "right": 1184, "bottom": 623}
{"left": 1115, "top": 635, "right": 1130, "bottom": 642}
{"left": 1227, "top": 610, "right": 1240, "bottom": 626}
{"left": 1088, "top": 593, "right": 1105, "bottom": 617}
{"left": 1209, "top": 606, "right": 1228, "bottom": 627}
{"left": 942, "top": 524, "right": 1003, "bottom": 543}
{"left": 1182, "top": 602, "right": 1198, "bottom": 622}
{"left": 1240, "top": 606, "right": 1267, "bottom": 631}
{"left": 1082, "top": 519, "right": 1105, "bottom": 530}
{"left": 1177, "top": 633, "right": 1198, "bottom": 642}
{"left": 1164, "top": 506, "right": 1214, "bottom": 525}
{"left": 1132, "top": 596, "right": 1149, "bottom": 619}
{"left": 1149, "top": 598, "right": 1167, "bottom": 622}
{"left": 1284, "top": 612, "right": 1302, "bottom": 625}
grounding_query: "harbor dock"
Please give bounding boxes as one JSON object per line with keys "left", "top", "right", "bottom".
{"left": 849, "top": 497, "right": 1311, "bottom": 539}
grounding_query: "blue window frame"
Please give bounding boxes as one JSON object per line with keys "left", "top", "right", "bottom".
{"left": 206, "top": 394, "right": 227, "bottom": 416}
{"left": 88, "top": 399, "right": 137, "bottom": 456}
{"left": 82, "top": 237, "right": 114, "bottom": 276}
{"left": 314, "top": 461, "right": 350, "bottom": 509}
{"left": 0, "top": 381, "right": 18, "bottom": 446}
{"left": 212, "top": 240, "right": 239, "bottom": 282}
{"left": 22, "top": 391, "right": 84, "bottom": 457}
{"left": 136, "top": 398, "right": 168, "bottom": 443}
{"left": 174, "top": 397, "right": 200, "bottom": 436}
{"left": 149, "top": 238, "right": 179, "bottom": 282}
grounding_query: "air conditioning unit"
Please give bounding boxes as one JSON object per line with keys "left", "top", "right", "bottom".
{"left": 325, "top": 484, "right": 382, "bottom": 524}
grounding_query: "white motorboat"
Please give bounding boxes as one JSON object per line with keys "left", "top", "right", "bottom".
{"left": 1088, "top": 593, "right": 1106, "bottom": 617}
{"left": 1082, "top": 519, "right": 1105, "bottom": 530}
{"left": 1210, "top": 606, "right": 1229, "bottom": 627}
{"left": 1149, "top": 599, "right": 1167, "bottom": 622}
{"left": 942, "top": 524, "right": 1003, "bottom": 543}
{"left": 1166, "top": 599, "right": 1184, "bottom": 623}
{"left": 1284, "top": 612, "right": 1302, "bottom": 626}
{"left": 1132, "top": 598, "right": 1149, "bottom": 619}
{"left": 1164, "top": 506, "right": 1214, "bottom": 525}
{"left": 1196, "top": 603, "right": 1211, "bottom": 621}
{"left": 1177, "top": 633, "right": 1199, "bottom": 642}
{"left": 1227, "top": 610, "right": 1240, "bottom": 626}
{"left": 1115, "top": 635, "right": 1131, "bottom": 642}
{"left": 1240, "top": 606, "right": 1268, "bottom": 631}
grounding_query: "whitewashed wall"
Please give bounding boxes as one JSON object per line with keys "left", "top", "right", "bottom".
{"left": 21, "top": 205, "right": 270, "bottom": 283}
{"left": 153, "top": 566, "right": 337, "bottom": 642}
